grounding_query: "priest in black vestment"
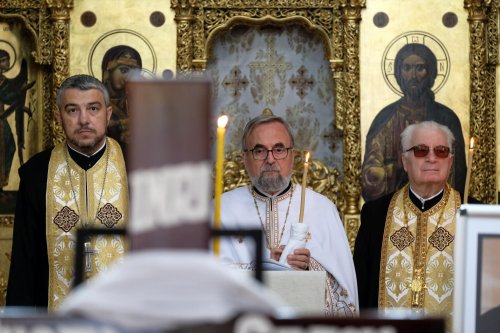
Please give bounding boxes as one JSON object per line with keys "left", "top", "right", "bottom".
{"left": 6, "top": 74, "right": 128, "bottom": 309}
{"left": 354, "top": 120, "right": 465, "bottom": 328}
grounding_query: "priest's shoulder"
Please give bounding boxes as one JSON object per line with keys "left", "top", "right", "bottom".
{"left": 18, "top": 147, "right": 53, "bottom": 178}
{"left": 460, "top": 193, "right": 482, "bottom": 204}
{"left": 361, "top": 191, "right": 394, "bottom": 214}
{"left": 221, "top": 185, "right": 250, "bottom": 201}
{"left": 305, "top": 186, "right": 338, "bottom": 207}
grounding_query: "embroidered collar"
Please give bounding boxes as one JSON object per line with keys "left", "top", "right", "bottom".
{"left": 251, "top": 182, "right": 292, "bottom": 200}
{"left": 409, "top": 186, "right": 444, "bottom": 211}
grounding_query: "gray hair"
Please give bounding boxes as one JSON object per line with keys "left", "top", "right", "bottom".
{"left": 56, "top": 74, "right": 110, "bottom": 111}
{"left": 241, "top": 114, "right": 295, "bottom": 151}
{"left": 401, "top": 120, "right": 455, "bottom": 152}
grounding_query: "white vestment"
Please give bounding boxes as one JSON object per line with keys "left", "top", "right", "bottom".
{"left": 219, "top": 184, "right": 359, "bottom": 316}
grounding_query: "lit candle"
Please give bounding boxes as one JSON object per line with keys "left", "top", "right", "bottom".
{"left": 299, "top": 151, "right": 310, "bottom": 223}
{"left": 214, "top": 115, "right": 228, "bottom": 256}
{"left": 464, "top": 137, "right": 474, "bottom": 204}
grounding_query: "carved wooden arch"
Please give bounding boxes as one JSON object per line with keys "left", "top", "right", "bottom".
{"left": 205, "top": 15, "right": 335, "bottom": 68}
{"left": 172, "top": 0, "right": 365, "bottom": 248}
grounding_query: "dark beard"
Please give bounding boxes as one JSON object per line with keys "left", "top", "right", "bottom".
{"left": 402, "top": 79, "right": 426, "bottom": 99}
{"left": 68, "top": 134, "right": 105, "bottom": 155}
{"left": 401, "top": 78, "right": 434, "bottom": 103}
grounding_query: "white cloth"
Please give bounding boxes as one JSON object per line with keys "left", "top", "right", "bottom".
{"left": 278, "top": 222, "right": 309, "bottom": 266}
{"left": 219, "top": 184, "right": 359, "bottom": 313}
{"left": 58, "top": 250, "right": 288, "bottom": 330}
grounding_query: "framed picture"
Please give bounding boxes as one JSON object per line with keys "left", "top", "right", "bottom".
{"left": 454, "top": 204, "right": 500, "bottom": 333}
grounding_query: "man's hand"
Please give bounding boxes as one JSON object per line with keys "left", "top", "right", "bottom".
{"left": 287, "top": 247, "right": 310, "bottom": 271}
{"left": 270, "top": 245, "right": 285, "bottom": 261}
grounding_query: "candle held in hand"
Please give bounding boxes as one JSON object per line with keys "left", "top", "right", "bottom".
{"left": 299, "top": 152, "right": 310, "bottom": 223}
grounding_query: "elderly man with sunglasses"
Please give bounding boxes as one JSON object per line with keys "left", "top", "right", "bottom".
{"left": 218, "top": 112, "right": 358, "bottom": 317}
{"left": 354, "top": 120, "right": 464, "bottom": 326}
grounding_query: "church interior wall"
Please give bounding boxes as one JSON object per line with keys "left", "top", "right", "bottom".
{"left": 0, "top": 0, "right": 498, "bottom": 306}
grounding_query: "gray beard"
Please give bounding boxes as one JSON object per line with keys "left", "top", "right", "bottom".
{"left": 251, "top": 173, "right": 291, "bottom": 195}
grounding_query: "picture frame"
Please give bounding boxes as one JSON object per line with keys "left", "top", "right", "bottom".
{"left": 454, "top": 204, "right": 500, "bottom": 333}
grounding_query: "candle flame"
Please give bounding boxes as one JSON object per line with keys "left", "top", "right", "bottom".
{"left": 305, "top": 151, "right": 310, "bottom": 163}
{"left": 470, "top": 137, "right": 475, "bottom": 149}
{"left": 217, "top": 115, "right": 228, "bottom": 128}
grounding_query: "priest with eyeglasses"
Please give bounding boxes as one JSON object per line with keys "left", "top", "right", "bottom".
{"left": 218, "top": 112, "right": 358, "bottom": 317}
{"left": 354, "top": 120, "right": 476, "bottom": 330}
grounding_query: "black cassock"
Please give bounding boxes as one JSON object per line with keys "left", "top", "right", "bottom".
{"left": 7, "top": 148, "right": 51, "bottom": 307}
{"left": 7, "top": 146, "right": 106, "bottom": 307}
{"left": 354, "top": 188, "right": 477, "bottom": 310}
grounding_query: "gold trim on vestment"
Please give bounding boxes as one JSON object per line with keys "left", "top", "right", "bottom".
{"left": 249, "top": 185, "right": 294, "bottom": 249}
{"left": 309, "top": 258, "right": 355, "bottom": 318}
{"left": 46, "top": 138, "right": 128, "bottom": 310}
{"left": 379, "top": 184, "right": 460, "bottom": 318}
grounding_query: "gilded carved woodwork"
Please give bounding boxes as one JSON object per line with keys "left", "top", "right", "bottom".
{"left": 0, "top": 0, "right": 71, "bottom": 305}
{"left": 464, "top": 0, "right": 497, "bottom": 203}
{"left": 47, "top": 0, "right": 73, "bottom": 145}
{"left": 0, "top": 217, "right": 12, "bottom": 304}
{"left": 339, "top": 5, "right": 362, "bottom": 232}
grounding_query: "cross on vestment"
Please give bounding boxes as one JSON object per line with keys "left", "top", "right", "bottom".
{"left": 222, "top": 67, "right": 249, "bottom": 97}
{"left": 408, "top": 267, "right": 427, "bottom": 307}
{"left": 84, "top": 242, "right": 99, "bottom": 272}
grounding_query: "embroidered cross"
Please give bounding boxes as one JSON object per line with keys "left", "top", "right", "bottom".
{"left": 428, "top": 226, "right": 453, "bottom": 251}
{"left": 96, "top": 203, "right": 122, "bottom": 228}
{"left": 408, "top": 267, "right": 427, "bottom": 308}
{"left": 53, "top": 206, "right": 79, "bottom": 232}
{"left": 222, "top": 66, "right": 249, "bottom": 97}
{"left": 288, "top": 65, "right": 315, "bottom": 99}
{"left": 248, "top": 34, "right": 292, "bottom": 104}
{"left": 390, "top": 226, "right": 415, "bottom": 251}
{"left": 84, "top": 242, "right": 98, "bottom": 272}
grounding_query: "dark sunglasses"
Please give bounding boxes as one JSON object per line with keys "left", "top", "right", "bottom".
{"left": 405, "top": 144, "right": 451, "bottom": 158}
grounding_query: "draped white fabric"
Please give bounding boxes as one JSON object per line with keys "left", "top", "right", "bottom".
{"left": 207, "top": 25, "right": 342, "bottom": 172}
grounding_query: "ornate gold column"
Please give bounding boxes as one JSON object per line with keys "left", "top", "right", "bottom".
{"left": 465, "top": 0, "right": 497, "bottom": 203}
{"left": 339, "top": 0, "right": 365, "bottom": 250}
{"left": 171, "top": 0, "right": 197, "bottom": 76}
{"left": 46, "top": 0, "right": 73, "bottom": 145}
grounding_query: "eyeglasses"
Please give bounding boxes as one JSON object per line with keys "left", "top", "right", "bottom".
{"left": 244, "top": 145, "right": 293, "bottom": 160}
{"left": 405, "top": 144, "right": 451, "bottom": 158}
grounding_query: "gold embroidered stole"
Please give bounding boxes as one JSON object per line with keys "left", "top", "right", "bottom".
{"left": 46, "top": 138, "right": 128, "bottom": 310}
{"left": 379, "top": 184, "right": 460, "bottom": 317}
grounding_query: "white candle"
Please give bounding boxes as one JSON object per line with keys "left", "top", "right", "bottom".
{"left": 464, "top": 137, "right": 474, "bottom": 204}
{"left": 214, "top": 115, "right": 228, "bottom": 255}
{"left": 299, "top": 152, "right": 310, "bottom": 223}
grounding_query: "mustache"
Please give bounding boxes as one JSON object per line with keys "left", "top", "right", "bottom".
{"left": 260, "top": 164, "right": 280, "bottom": 173}
{"left": 75, "top": 126, "right": 96, "bottom": 132}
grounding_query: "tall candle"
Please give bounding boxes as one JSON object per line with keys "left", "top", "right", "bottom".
{"left": 464, "top": 137, "right": 474, "bottom": 204}
{"left": 214, "top": 115, "right": 228, "bottom": 256}
{"left": 299, "top": 152, "right": 310, "bottom": 223}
